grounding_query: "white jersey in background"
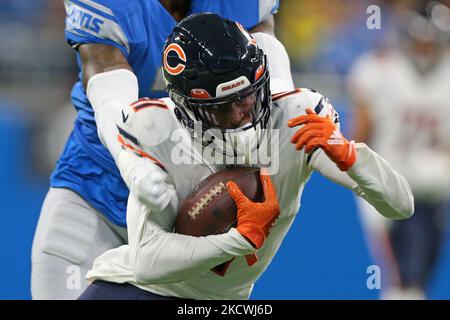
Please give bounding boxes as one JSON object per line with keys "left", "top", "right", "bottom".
{"left": 86, "top": 89, "right": 413, "bottom": 299}
{"left": 348, "top": 50, "right": 450, "bottom": 203}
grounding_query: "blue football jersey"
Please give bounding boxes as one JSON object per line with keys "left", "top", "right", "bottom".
{"left": 51, "top": 0, "right": 279, "bottom": 227}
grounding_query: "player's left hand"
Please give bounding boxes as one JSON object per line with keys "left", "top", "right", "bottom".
{"left": 227, "top": 172, "right": 280, "bottom": 249}
{"left": 287, "top": 108, "right": 356, "bottom": 171}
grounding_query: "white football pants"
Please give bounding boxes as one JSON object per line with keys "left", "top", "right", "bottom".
{"left": 31, "top": 188, "right": 127, "bottom": 300}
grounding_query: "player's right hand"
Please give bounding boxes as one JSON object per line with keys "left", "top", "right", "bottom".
{"left": 226, "top": 172, "right": 280, "bottom": 249}
{"left": 117, "top": 149, "right": 177, "bottom": 213}
{"left": 133, "top": 165, "right": 177, "bottom": 213}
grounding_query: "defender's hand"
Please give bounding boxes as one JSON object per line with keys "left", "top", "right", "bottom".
{"left": 226, "top": 172, "right": 280, "bottom": 249}
{"left": 288, "top": 108, "right": 356, "bottom": 171}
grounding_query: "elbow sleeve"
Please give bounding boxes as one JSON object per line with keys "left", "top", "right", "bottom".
{"left": 86, "top": 69, "right": 138, "bottom": 161}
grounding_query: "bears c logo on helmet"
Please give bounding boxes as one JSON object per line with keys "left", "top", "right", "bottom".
{"left": 163, "top": 43, "right": 187, "bottom": 75}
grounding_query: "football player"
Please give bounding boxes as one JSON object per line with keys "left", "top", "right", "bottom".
{"left": 78, "top": 13, "right": 414, "bottom": 300}
{"left": 348, "top": 5, "right": 450, "bottom": 299}
{"left": 31, "top": 0, "right": 294, "bottom": 299}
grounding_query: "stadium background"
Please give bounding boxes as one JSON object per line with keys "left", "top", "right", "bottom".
{"left": 1, "top": 0, "right": 449, "bottom": 299}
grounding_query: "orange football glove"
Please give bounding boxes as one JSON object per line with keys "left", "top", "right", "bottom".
{"left": 226, "top": 172, "right": 280, "bottom": 250}
{"left": 287, "top": 108, "right": 356, "bottom": 171}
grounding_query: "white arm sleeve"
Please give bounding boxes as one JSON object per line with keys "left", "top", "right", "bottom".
{"left": 309, "top": 143, "right": 414, "bottom": 220}
{"left": 126, "top": 194, "right": 255, "bottom": 284}
{"left": 86, "top": 69, "right": 139, "bottom": 161}
{"left": 251, "top": 32, "right": 295, "bottom": 93}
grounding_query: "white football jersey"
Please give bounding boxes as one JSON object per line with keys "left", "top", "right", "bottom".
{"left": 348, "top": 50, "right": 450, "bottom": 201}
{"left": 86, "top": 89, "right": 414, "bottom": 299}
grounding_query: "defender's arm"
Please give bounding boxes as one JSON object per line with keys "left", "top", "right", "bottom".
{"left": 79, "top": 44, "right": 138, "bottom": 161}
{"left": 250, "top": 16, "right": 295, "bottom": 93}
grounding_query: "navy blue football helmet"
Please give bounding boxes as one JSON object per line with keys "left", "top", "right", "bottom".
{"left": 162, "top": 13, "right": 271, "bottom": 135}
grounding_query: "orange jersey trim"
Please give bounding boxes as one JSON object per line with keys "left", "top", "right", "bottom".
{"left": 117, "top": 134, "right": 165, "bottom": 170}
{"left": 131, "top": 98, "right": 168, "bottom": 112}
{"left": 272, "top": 88, "right": 302, "bottom": 102}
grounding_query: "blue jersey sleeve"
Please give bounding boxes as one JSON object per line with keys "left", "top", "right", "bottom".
{"left": 259, "top": 0, "right": 279, "bottom": 22}
{"left": 190, "top": 0, "right": 279, "bottom": 30}
{"left": 64, "top": 0, "right": 143, "bottom": 58}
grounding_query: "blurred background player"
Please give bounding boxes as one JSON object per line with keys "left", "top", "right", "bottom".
{"left": 348, "top": 1, "right": 450, "bottom": 299}
{"left": 31, "top": 0, "right": 294, "bottom": 300}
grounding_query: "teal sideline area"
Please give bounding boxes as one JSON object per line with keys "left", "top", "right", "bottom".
{"left": 1, "top": 101, "right": 450, "bottom": 300}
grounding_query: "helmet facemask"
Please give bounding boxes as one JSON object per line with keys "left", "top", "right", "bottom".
{"left": 171, "top": 65, "right": 271, "bottom": 162}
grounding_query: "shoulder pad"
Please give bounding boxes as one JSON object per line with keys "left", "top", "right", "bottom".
{"left": 118, "top": 97, "right": 174, "bottom": 149}
{"left": 274, "top": 88, "right": 340, "bottom": 124}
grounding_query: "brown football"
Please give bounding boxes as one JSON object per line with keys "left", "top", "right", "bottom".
{"left": 175, "top": 166, "right": 263, "bottom": 237}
